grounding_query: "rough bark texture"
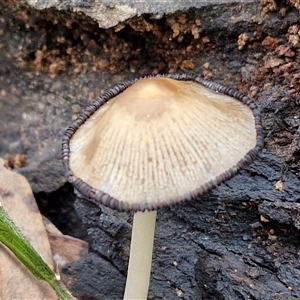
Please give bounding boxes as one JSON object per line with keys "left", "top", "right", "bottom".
{"left": 65, "top": 136, "right": 300, "bottom": 300}
{"left": 0, "top": 0, "right": 299, "bottom": 299}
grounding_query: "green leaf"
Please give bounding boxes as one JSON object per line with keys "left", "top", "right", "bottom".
{"left": 0, "top": 202, "right": 76, "bottom": 300}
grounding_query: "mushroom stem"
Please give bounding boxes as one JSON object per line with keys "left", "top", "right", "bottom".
{"left": 123, "top": 210, "right": 157, "bottom": 300}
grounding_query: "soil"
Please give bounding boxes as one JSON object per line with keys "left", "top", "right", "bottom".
{"left": 0, "top": 0, "right": 300, "bottom": 299}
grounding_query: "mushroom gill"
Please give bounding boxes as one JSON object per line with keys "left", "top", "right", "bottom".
{"left": 67, "top": 76, "right": 260, "bottom": 211}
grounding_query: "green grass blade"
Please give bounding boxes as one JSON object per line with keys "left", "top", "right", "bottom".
{"left": 0, "top": 202, "right": 76, "bottom": 300}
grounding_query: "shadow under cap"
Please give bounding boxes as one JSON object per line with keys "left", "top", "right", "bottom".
{"left": 62, "top": 74, "right": 263, "bottom": 212}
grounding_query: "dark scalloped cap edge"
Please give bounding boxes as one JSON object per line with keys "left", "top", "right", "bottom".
{"left": 62, "top": 73, "right": 264, "bottom": 212}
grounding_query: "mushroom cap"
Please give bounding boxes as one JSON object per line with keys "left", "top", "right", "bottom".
{"left": 62, "top": 74, "right": 263, "bottom": 212}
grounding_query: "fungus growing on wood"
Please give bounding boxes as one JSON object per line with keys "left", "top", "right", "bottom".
{"left": 62, "top": 74, "right": 263, "bottom": 299}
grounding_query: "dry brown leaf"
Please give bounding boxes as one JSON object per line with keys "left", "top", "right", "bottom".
{"left": 43, "top": 216, "right": 88, "bottom": 271}
{"left": 0, "top": 158, "right": 57, "bottom": 300}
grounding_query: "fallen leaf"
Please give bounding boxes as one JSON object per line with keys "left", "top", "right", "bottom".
{"left": 0, "top": 159, "right": 57, "bottom": 299}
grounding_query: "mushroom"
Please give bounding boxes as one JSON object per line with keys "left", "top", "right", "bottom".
{"left": 62, "top": 74, "right": 263, "bottom": 299}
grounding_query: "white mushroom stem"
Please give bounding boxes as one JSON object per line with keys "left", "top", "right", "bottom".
{"left": 123, "top": 210, "right": 157, "bottom": 300}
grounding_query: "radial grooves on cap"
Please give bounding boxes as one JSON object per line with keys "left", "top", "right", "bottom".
{"left": 62, "top": 74, "right": 264, "bottom": 212}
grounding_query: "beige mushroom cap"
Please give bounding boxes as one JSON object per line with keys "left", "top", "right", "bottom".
{"left": 67, "top": 77, "right": 259, "bottom": 211}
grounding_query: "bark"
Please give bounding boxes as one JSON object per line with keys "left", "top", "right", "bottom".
{"left": 67, "top": 146, "right": 300, "bottom": 300}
